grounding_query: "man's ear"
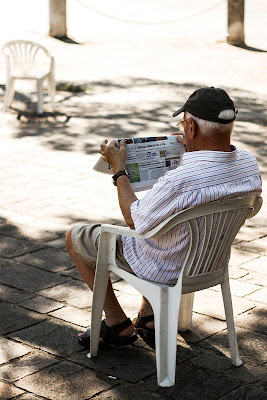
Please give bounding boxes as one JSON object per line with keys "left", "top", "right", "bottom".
{"left": 188, "top": 119, "right": 198, "bottom": 139}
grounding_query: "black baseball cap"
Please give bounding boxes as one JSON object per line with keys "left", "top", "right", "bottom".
{"left": 173, "top": 87, "right": 237, "bottom": 124}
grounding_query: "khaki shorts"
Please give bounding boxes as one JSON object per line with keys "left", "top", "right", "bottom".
{"left": 71, "top": 223, "right": 133, "bottom": 273}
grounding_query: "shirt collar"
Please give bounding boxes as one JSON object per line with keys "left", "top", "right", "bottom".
{"left": 182, "top": 145, "right": 237, "bottom": 165}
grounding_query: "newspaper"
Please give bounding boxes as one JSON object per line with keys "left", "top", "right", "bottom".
{"left": 93, "top": 136, "right": 186, "bottom": 192}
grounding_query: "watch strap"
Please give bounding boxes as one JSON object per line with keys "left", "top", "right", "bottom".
{"left": 112, "top": 170, "right": 129, "bottom": 186}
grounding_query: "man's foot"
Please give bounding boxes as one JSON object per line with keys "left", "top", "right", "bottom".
{"left": 78, "top": 318, "right": 138, "bottom": 349}
{"left": 133, "top": 313, "right": 155, "bottom": 347}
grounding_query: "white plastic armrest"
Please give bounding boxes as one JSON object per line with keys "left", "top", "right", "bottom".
{"left": 101, "top": 224, "right": 144, "bottom": 238}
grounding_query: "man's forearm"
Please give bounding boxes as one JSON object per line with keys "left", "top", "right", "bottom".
{"left": 116, "top": 175, "right": 138, "bottom": 229}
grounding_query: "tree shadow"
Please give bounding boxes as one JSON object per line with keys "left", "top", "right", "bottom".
{"left": 231, "top": 43, "right": 267, "bottom": 53}
{"left": 3, "top": 78, "right": 265, "bottom": 176}
{"left": 53, "top": 36, "right": 81, "bottom": 45}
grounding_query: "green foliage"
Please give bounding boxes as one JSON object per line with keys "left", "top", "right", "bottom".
{"left": 56, "top": 83, "right": 92, "bottom": 93}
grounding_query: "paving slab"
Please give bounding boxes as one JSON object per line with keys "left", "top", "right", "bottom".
{"left": 240, "top": 271, "right": 267, "bottom": 287}
{"left": 0, "top": 223, "right": 59, "bottom": 243}
{"left": 0, "top": 261, "right": 70, "bottom": 292}
{"left": 45, "top": 236, "right": 67, "bottom": 249}
{"left": 0, "top": 351, "right": 59, "bottom": 383}
{"left": 212, "top": 279, "right": 260, "bottom": 297}
{"left": 14, "top": 394, "right": 45, "bottom": 400}
{"left": 0, "top": 283, "right": 34, "bottom": 304}
{"left": 69, "top": 345, "right": 156, "bottom": 382}
{"left": 235, "top": 307, "right": 267, "bottom": 335}
{"left": 178, "top": 313, "right": 227, "bottom": 343}
{"left": 239, "top": 256, "right": 267, "bottom": 275}
{"left": 18, "top": 295, "right": 64, "bottom": 314}
{"left": 246, "top": 288, "right": 267, "bottom": 304}
{"left": 58, "top": 266, "right": 83, "bottom": 281}
{"left": 16, "top": 360, "right": 116, "bottom": 400}
{"left": 228, "top": 266, "right": 249, "bottom": 280}
{"left": 139, "top": 360, "right": 239, "bottom": 400}
{"left": 229, "top": 248, "right": 261, "bottom": 268}
{"left": 218, "top": 384, "right": 267, "bottom": 400}
{"left": 37, "top": 280, "right": 93, "bottom": 309}
{"left": 49, "top": 306, "right": 91, "bottom": 328}
{"left": 0, "top": 337, "right": 32, "bottom": 365}
{"left": 0, "top": 301, "right": 45, "bottom": 335}
{"left": 225, "top": 363, "right": 267, "bottom": 384}
{"left": 190, "top": 348, "right": 233, "bottom": 373}
{"left": 14, "top": 247, "right": 73, "bottom": 272}
{"left": 93, "top": 384, "right": 162, "bottom": 400}
{"left": 200, "top": 328, "right": 267, "bottom": 366}
{"left": 0, "top": 381, "right": 24, "bottom": 400}
{"left": 0, "top": 234, "right": 43, "bottom": 258}
{"left": 113, "top": 292, "right": 141, "bottom": 320}
{"left": 193, "top": 289, "right": 257, "bottom": 320}
{"left": 8, "top": 319, "right": 82, "bottom": 357}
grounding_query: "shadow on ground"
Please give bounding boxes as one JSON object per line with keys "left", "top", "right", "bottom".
{"left": 1, "top": 213, "right": 267, "bottom": 397}
{"left": 1, "top": 78, "right": 266, "bottom": 175}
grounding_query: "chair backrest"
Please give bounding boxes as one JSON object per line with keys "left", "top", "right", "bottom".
{"left": 180, "top": 196, "right": 262, "bottom": 292}
{"left": 2, "top": 40, "right": 53, "bottom": 77}
{"left": 140, "top": 195, "right": 262, "bottom": 292}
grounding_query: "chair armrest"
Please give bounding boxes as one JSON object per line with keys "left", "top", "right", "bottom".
{"left": 100, "top": 224, "right": 144, "bottom": 238}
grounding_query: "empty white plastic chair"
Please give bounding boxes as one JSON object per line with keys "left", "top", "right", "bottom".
{"left": 88, "top": 195, "right": 262, "bottom": 387}
{"left": 2, "top": 40, "right": 55, "bottom": 114}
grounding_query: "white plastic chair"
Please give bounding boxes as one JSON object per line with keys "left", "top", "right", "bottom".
{"left": 2, "top": 40, "right": 55, "bottom": 114}
{"left": 88, "top": 195, "right": 262, "bottom": 387}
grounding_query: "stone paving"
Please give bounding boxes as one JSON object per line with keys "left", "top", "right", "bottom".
{"left": 0, "top": 3, "right": 267, "bottom": 399}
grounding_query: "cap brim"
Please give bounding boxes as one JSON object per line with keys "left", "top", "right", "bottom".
{"left": 172, "top": 106, "right": 184, "bottom": 117}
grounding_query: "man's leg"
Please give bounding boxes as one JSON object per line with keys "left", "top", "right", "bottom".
{"left": 65, "top": 229, "right": 134, "bottom": 339}
{"left": 138, "top": 297, "right": 155, "bottom": 330}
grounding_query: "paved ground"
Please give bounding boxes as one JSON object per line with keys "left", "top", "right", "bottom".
{"left": 0, "top": 1, "right": 267, "bottom": 399}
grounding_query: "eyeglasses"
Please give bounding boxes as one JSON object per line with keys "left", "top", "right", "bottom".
{"left": 176, "top": 119, "right": 188, "bottom": 133}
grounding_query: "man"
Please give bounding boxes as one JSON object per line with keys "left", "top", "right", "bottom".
{"left": 66, "top": 87, "right": 262, "bottom": 347}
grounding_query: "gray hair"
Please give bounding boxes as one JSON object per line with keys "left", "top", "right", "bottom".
{"left": 186, "top": 111, "right": 234, "bottom": 135}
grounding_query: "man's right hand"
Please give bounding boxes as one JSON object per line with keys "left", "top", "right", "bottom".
{"left": 99, "top": 139, "right": 127, "bottom": 173}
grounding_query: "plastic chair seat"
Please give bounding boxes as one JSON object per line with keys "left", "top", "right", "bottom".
{"left": 88, "top": 195, "right": 262, "bottom": 387}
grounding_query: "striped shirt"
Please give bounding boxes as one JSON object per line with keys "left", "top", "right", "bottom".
{"left": 121, "top": 147, "right": 262, "bottom": 285}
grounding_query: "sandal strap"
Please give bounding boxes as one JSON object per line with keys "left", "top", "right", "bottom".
{"left": 135, "top": 313, "right": 154, "bottom": 328}
{"left": 100, "top": 318, "right": 132, "bottom": 342}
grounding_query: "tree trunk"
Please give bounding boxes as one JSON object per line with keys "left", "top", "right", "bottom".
{"left": 49, "top": 0, "right": 67, "bottom": 38}
{"left": 227, "top": 0, "right": 245, "bottom": 45}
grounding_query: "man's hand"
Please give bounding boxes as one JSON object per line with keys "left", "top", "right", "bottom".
{"left": 171, "top": 132, "right": 186, "bottom": 145}
{"left": 99, "top": 139, "right": 137, "bottom": 229}
{"left": 99, "top": 139, "right": 127, "bottom": 173}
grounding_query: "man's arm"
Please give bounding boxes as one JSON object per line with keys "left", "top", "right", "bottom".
{"left": 99, "top": 139, "right": 137, "bottom": 229}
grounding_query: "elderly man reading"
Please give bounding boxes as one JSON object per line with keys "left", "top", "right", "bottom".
{"left": 66, "top": 87, "right": 262, "bottom": 348}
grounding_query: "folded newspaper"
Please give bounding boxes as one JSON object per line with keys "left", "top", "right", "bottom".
{"left": 93, "top": 136, "right": 186, "bottom": 192}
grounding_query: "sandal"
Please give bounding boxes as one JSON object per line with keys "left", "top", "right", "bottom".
{"left": 133, "top": 313, "right": 155, "bottom": 345}
{"left": 78, "top": 318, "right": 138, "bottom": 349}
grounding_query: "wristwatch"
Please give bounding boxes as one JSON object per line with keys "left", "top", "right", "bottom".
{"left": 112, "top": 170, "right": 130, "bottom": 186}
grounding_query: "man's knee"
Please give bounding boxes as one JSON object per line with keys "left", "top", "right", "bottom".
{"left": 66, "top": 228, "right": 74, "bottom": 254}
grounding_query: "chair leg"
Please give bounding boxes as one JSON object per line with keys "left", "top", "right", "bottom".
{"left": 87, "top": 263, "right": 110, "bottom": 359}
{"left": 88, "top": 232, "right": 116, "bottom": 359}
{"left": 152, "top": 286, "right": 181, "bottom": 387}
{"left": 48, "top": 73, "right": 55, "bottom": 111}
{"left": 36, "top": 78, "right": 44, "bottom": 114}
{"left": 221, "top": 277, "right": 242, "bottom": 366}
{"left": 178, "top": 292, "right": 194, "bottom": 331}
{"left": 3, "top": 77, "right": 15, "bottom": 111}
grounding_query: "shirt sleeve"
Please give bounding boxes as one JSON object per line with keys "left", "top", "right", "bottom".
{"left": 130, "top": 174, "right": 179, "bottom": 234}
